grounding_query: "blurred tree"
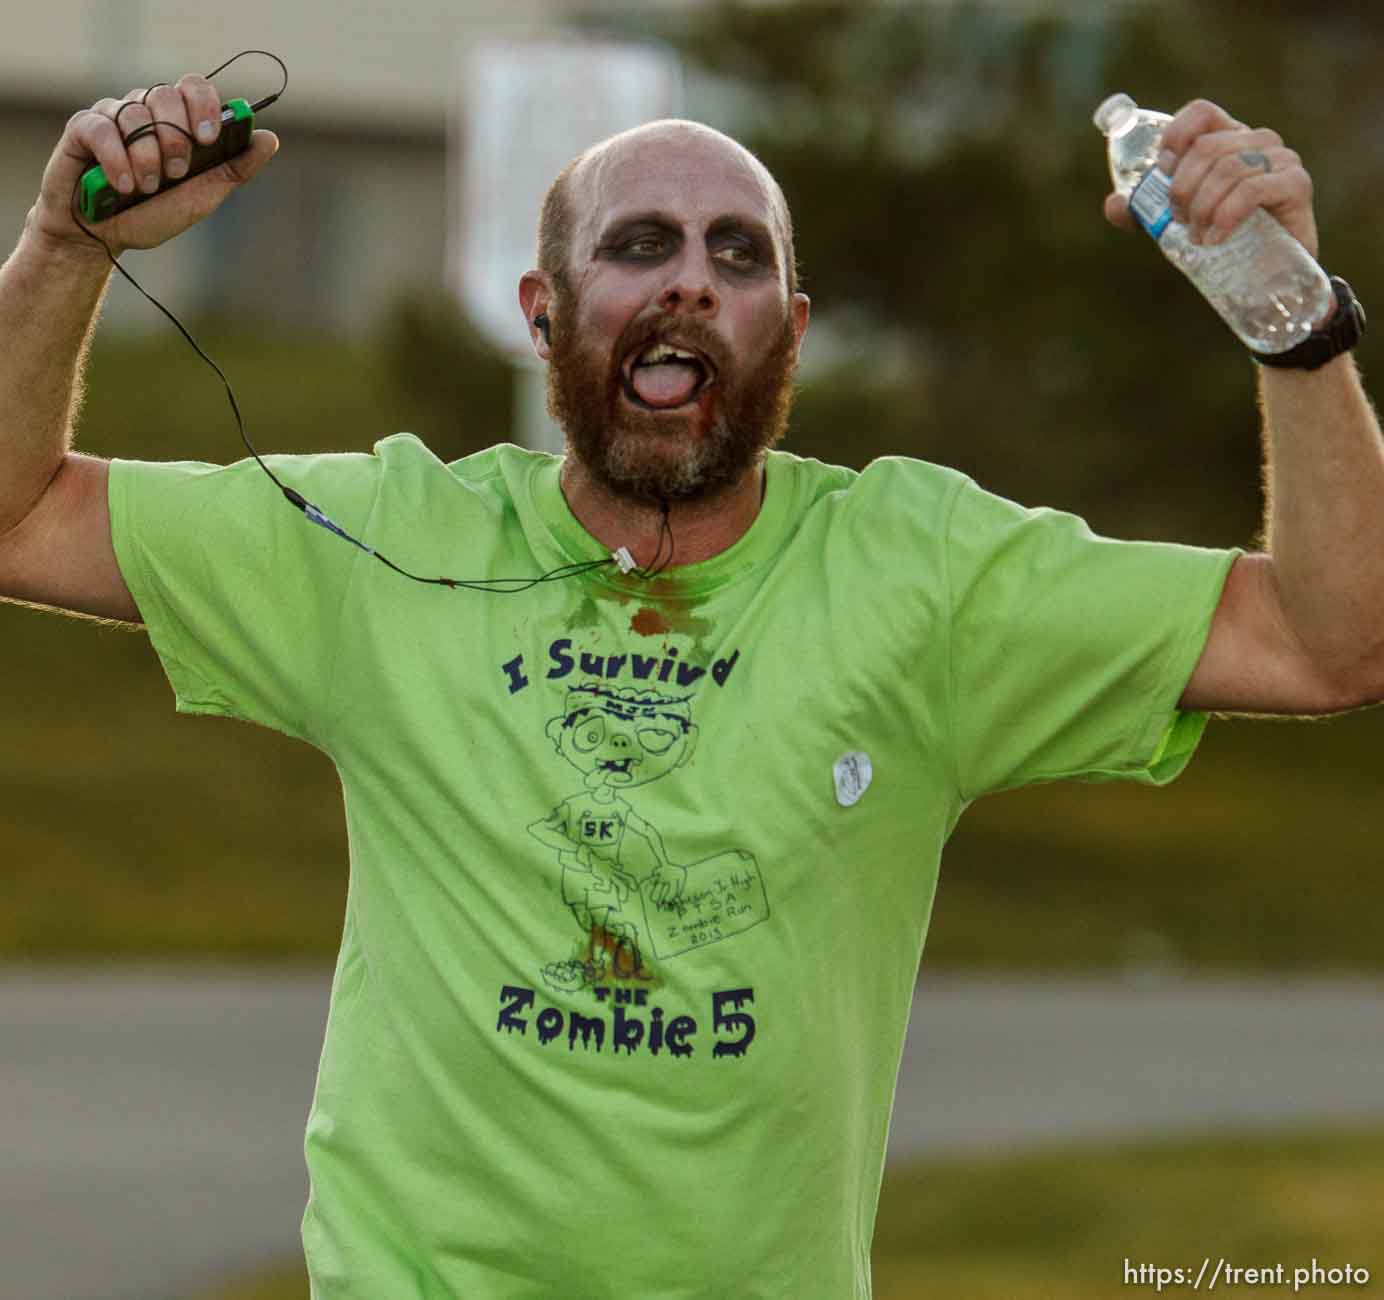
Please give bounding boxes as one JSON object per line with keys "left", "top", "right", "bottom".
{"left": 637, "top": 0, "right": 1383, "bottom": 548}
{"left": 371, "top": 287, "right": 515, "bottom": 460}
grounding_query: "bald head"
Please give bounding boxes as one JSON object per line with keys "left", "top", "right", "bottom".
{"left": 537, "top": 119, "right": 799, "bottom": 298}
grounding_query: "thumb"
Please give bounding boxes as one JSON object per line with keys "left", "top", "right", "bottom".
{"left": 100, "top": 129, "right": 282, "bottom": 253}
{"left": 223, "top": 130, "right": 280, "bottom": 185}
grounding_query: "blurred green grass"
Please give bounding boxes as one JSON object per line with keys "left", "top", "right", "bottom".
{"left": 3, "top": 321, "right": 1383, "bottom": 968}
{"left": 871, "top": 1124, "right": 1384, "bottom": 1299}
{"left": 189, "top": 1123, "right": 1384, "bottom": 1300}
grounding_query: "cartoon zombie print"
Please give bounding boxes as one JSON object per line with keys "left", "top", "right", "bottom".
{"left": 528, "top": 682, "right": 766, "bottom": 992}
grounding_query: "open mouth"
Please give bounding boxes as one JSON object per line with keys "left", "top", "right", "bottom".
{"left": 598, "top": 757, "right": 637, "bottom": 775}
{"left": 620, "top": 340, "right": 717, "bottom": 412}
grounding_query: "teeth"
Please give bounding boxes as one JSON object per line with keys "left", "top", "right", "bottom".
{"left": 638, "top": 342, "right": 701, "bottom": 366}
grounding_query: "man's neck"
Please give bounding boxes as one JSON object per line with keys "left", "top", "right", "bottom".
{"left": 558, "top": 457, "right": 767, "bottom": 570}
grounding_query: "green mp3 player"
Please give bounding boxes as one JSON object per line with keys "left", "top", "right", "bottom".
{"left": 78, "top": 97, "right": 255, "bottom": 223}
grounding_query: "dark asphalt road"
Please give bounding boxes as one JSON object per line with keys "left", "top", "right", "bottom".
{"left": 3, "top": 966, "right": 1382, "bottom": 1300}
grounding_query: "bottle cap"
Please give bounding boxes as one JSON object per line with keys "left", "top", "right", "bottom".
{"left": 1093, "top": 93, "right": 1137, "bottom": 136}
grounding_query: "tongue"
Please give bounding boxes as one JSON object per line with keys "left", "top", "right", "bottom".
{"left": 631, "top": 361, "right": 702, "bottom": 408}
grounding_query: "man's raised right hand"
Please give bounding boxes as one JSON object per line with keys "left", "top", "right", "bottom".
{"left": 26, "top": 74, "right": 279, "bottom": 260}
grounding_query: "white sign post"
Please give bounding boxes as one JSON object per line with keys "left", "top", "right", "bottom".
{"left": 450, "top": 34, "right": 684, "bottom": 453}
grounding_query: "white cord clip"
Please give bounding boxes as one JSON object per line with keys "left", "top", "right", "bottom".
{"left": 611, "top": 546, "right": 637, "bottom": 575}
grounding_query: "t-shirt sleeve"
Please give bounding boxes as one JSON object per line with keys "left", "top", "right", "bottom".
{"left": 107, "top": 449, "right": 386, "bottom": 745}
{"left": 945, "top": 474, "right": 1240, "bottom": 800}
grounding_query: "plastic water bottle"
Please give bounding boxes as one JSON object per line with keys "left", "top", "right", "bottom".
{"left": 1094, "top": 92, "right": 1332, "bottom": 353}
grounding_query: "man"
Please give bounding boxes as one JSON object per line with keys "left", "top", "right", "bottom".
{"left": 1, "top": 75, "right": 1380, "bottom": 1299}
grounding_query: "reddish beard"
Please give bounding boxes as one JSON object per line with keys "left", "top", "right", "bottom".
{"left": 545, "top": 289, "right": 799, "bottom": 504}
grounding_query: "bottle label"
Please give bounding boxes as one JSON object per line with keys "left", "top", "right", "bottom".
{"left": 1130, "top": 167, "right": 1174, "bottom": 240}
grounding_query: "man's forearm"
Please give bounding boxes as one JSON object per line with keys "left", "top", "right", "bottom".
{"left": 1259, "top": 354, "right": 1384, "bottom": 694}
{"left": 0, "top": 228, "right": 113, "bottom": 536}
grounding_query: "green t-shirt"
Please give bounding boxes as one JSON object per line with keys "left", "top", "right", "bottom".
{"left": 108, "top": 436, "right": 1237, "bottom": 1299}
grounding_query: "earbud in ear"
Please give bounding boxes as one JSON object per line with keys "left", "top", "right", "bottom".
{"left": 533, "top": 314, "right": 551, "bottom": 345}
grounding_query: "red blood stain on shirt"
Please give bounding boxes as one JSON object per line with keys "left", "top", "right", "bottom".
{"left": 630, "top": 607, "right": 670, "bottom": 636}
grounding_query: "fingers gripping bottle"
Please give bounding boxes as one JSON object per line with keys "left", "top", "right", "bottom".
{"left": 1094, "top": 93, "right": 1332, "bottom": 353}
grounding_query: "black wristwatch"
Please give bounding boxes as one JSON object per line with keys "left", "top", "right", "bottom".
{"left": 1253, "top": 275, "right": 1366, "bottom": 371}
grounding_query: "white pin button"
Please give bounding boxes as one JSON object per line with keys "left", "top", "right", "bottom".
{"left": 833, "top": 751, "right": 873, "bottom": 807}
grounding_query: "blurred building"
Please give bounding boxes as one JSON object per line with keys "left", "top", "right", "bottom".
{"left": 0, "top": 0, "right": 1132, "bottom": 340}
{"left": 0, "top": 0, "right": 696, "bottom": 337}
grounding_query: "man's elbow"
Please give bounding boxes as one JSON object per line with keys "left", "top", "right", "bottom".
{"left": 1319, "top": 657, "right": 1384, "bottom": 712}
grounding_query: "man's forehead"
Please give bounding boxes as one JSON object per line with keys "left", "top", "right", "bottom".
{"left": 569, "top": 121, "right": 785, "bottom": 255}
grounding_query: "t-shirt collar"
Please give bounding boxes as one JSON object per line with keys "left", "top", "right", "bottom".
{"left": 528, "top": 452, "right": 797, "bottom": 598}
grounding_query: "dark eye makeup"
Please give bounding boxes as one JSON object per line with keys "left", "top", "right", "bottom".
{"left": 596, "top": 214, "right": 774, "bottom": 277}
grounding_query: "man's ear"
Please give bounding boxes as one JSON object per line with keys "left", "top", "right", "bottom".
{"left": 519, "top": 271, "right": 552, "bottom": 361}
{"left": 790, "top": 293, "right": 811, "bottom": 368}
